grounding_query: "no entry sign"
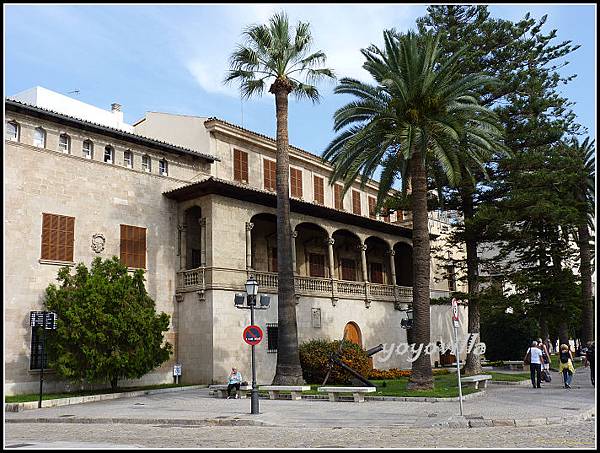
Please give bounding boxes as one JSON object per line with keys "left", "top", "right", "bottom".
{"left": 243, "top": 325, "right": 263, "bottom": 346}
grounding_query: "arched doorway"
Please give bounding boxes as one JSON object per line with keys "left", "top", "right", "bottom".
{"left": 394, "top": 242, "right": 413, "bottom": 287}
{"left": 344, "top": 321, "right": 362, "bottom": 347}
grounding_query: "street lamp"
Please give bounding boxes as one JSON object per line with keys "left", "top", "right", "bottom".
{"left": 234, "top": 275, "right": 270, "bottom": 415}
{"left": 400, "top": 308, "right": 413, "bottom": 329}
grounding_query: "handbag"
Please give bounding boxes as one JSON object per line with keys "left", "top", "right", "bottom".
{"left": 524, "top": 349, "right": 531, "bottom": 365}
{"left": 541, "top": 369, "right": 552, "bottom": 382}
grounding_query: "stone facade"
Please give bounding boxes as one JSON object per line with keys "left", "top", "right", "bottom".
{"left": 4, "top": 96, "right": 469, "bottom": 395}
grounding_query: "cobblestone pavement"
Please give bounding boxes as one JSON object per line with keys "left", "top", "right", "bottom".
{"left": 4, "top": 419, "right": 596, "bottom": 448}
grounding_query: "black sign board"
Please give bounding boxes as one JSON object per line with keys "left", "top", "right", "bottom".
{"left": 30, "top": 311, "right": 58, "bottom": 330}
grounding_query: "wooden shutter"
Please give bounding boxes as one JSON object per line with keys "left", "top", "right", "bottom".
{"left": 313, "top": 176, "right": 324, "bottom": 205}
{"left": 120, "top": 224, "right": 147, "bottom": 269}
{"left": 341, "top": 259, "right": 356, "bottom": 281}
{"left": 334, "top": 184, "right": 344, "bottom": 210}
{"left": 290, "top": 167, "right": 303, "bottom": 198}
{"left": 309, "top": 254, "right": 326, "bottom": 277}
{"left": 368, "top": 197, "right": 377, "bottom": 219}
{"left": 370, "top": 262, "right": 384, "bottom": 284}
{"left": 352, "top": 190, "right": 361, "bottom": 215}
{"left": 41, "top": 213, "right": 74, "bottom": 262}
{"left": 264, "top": 159, "right": 276, "bottom": 191}
{"left": 234, "top": 149, "right": 248, "bottom": 183}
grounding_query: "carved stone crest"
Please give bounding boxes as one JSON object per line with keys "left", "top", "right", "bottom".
{"left": 91, "top": 233, "right": 106, "bottom": 253}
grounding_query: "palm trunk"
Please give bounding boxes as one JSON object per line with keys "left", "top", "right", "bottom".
{"left": 578, "top": 223, "right": 594, "bottom": 343}
{"left": 407, "top": 153, "right": 433, "bottom": 390}
{"left": 271, "top": 79, "right": 304, "bottom": 385}
{"left": 461, "top": 185, "right": 482, "bottom": 376}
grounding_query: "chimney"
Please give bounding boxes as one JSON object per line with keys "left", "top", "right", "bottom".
{"left": 111, "top": 103, "right": 123, "bottom": 123}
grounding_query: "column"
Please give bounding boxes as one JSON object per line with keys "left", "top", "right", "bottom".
{"left": 291, "top": 230, "right": 298, "bottom": 274}
{"left": 360, "top": 243, "right": 369, "bottom": 282}
{"left": 199, "top": 218, "right": 207, "bottom": 267}
{"left": 177, "top": 224, "right": 186, "bottom": 271}
{"left": 245, "top": 222, "right": 254, "bottom": 270}
{"left": 388, "top": 249, "right": 397, "bottom": 285}
{"left": 327, "top": 237, "right": 335, "bottom": 279}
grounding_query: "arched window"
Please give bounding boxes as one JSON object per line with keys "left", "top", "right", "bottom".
{"left": 58, "top": 133, "right": 71, "bottom": 153}
{"left": 6, "top": 120, "right": 19, "bottom": 141}
{"left": 124, "top": 150, "right": 133, "bottom": 168}
{"left": 142, "top": 154, "right": 151, "bottom": 172}
{"left": 33, "top": 127, "right": 46, "bottom": 148}
{"left": 159, "top": 158, "right": 168, "bottom": 176}
{"left": 82, "top": 140, "right": 94, "bottom": 159}
{"left": 104, "top": 145, "right": 114, "bottom": 164}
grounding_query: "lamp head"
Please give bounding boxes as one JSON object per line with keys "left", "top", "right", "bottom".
{"left": 245, "top": 276, "right": 259, "bottom": 296}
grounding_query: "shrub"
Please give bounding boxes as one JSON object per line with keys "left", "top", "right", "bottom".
{"left": 368, "top": 368, "right": 451, "bottom": 379}
{"left": 299, "top": 339, "right": 371, "bottom": 385}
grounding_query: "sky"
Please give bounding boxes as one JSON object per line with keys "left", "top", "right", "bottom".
{"left": 4, "top": 3, "right": 597, "bottom": 157}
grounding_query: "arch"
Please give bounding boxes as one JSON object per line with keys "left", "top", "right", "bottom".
{"left": 250, "top": 213, "right": 278, "bottom": 272}
{"left": 394, "top": 242, "right": 413, "bottom": 287}
{"left": 184, "top": 206, "right": 203, "bottom": 269}
{"left": 296, "top": 222, "right": 329, "bottom": 277}
{"left": 344, "top": 321, "right": 362, "bottom": 347}
{"left": 332, "top": 229, "right": 363, "bottom": 281}
{"left": 365, "top": 236, "right": 391, "bottom": 284}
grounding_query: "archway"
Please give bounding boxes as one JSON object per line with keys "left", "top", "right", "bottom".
{"left": 250, "top": 213, "right": 277, "bottom": 272}
{"left": 344, "top": 321, "right": 362, "bottom": 347}
{"left": 295, "top": 222, "right": 329, "bottom": 277}
{"left": 394, "top": 242, "right": 413, "bottom": 287}
{"left": 365, "top": 236, "right": 391, "bottom": 284}
{"left": 332, "top": 229, "right": 362, "bottom": 281}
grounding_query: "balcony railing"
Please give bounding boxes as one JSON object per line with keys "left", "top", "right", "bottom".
{"left": 176, "top": 267, "right": 205, "bottom": 292}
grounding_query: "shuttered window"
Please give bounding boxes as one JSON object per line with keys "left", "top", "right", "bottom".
{"left": 370, "top": 262, "right": 384, "bottom": 284}
{"left": 234, "top": 149, "right": 248, "bottom": 183}
{"left": 313, "top": 175, "right": 324, "bottom": 205}
{"left": 290, "top": 167, "right": 303, "bottom": 198}
{"left": 264, "top": 159, "right": 276, "bottom": 191}
{"left": 334, "top": 184, "right": 344, "bottom": 210}
{"left": 309, "top": 254, "right": 326, "bottom": 277}
{"left": 341, "top": 258, "right": 356, "bottom": 281}
{"left": 267, "top": 323, "right": 278, "bottom": 353}
{"left": 120, "top": 224, "right": 147, "bottom": 269}
{"left": 368, "top": 196, "right": 377, "bottom": 219}
{"left": 352, "top": 190, "right": 361, "bottom": 215}
{"left": 40, "top": 213, "right": 75, "bottom": 262}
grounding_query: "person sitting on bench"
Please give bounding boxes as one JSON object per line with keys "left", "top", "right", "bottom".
{"left": 227, "top": 367, "right": 243, "bottom": 399}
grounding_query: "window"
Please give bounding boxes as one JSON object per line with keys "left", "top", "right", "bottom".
{"left": 124, "top": 150, "right": 133, "bottom": 168}
{"left": 368, "top": 196, "right": 377, "bottom": 219}
{"left": 290, "top": 167, "right": 303, "bottom": 198}
{"left": 142, "top": 154, "right": 151, "bottom": 172}
{"left": 82, "top": 140, "right": 93, "bottom": 159}
{"left": 29, "top": 326, "right": 50, "bottom": 370}
{"left": 370, "top": 262, "right": 384, "bottom": 284}
{"left": 263, "top": 158, "right": 276, "bottom": 191}
{"left": 313, "top": 175, "right": 324, "bottom": 205}
{"left": 40, "top": 213, "right": 75, "bottom": 262}
{"left": 334, "top": 184, "right": 344, "bottom": 210}
{"left": 58, "top": 134, "right": 70, "bottom": 153}
{"left": 104, "top": 145, "right": 114, "bottom": 164}
{"left": 159, "top": 159, "right": 168, "bottom": 176}
{"left": 120, "top": 224, "right": 147, "bottom": 269}
{"left": 233, "top": 149, "right": 248, "bottom": 183}
{"left": 382, "top": 208, "right": 390, "bottom": 223}
{"left": 352, "top": 190, "right": 361, "bottom": 215}
{"left": 341, "top": 258, "right": 356, "bottom": 281}
{"left": 33, "top": 127, "right": 46, "bottom": 148}
{"left": 266, "top": 323, "right": 278, "bottom": 353}
{"left": 270, "top": 247, "right": 278, "bottom": 272}
{"left": 6, "top": 121, "right": 19, "bottom": 141}
{"left": 309, "top": 254, "right": 326, "bottom": 277}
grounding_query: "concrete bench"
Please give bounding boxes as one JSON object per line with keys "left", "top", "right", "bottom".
{"left": 208, "top": 384, "right": 252, "bottom": 398}
{"left": 504, "top": 360, "right": 524, "bottom": 371}
{"left": 259, "top": 385, "right": 311, "bottom": 401}
{"left": 317, "top": 386, "right": 376, "bottom": 403}
{"left": 461, "top": 374, "right": 492, "bottom": 389}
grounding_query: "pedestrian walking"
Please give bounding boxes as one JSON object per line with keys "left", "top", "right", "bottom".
{"left": 558, "top": 344, "right": 575, "bottom": 389}
{"left": 537, "top": 338, "right": 551, "bottom": 383}
{"left": 524, "top": 341, "right": 544, "bottom": 389}
{"left": 583, "top": 341, "right": 595, "bottom": 386}
{"left": 226, "top": 367, "right": 243, "bottom": 399}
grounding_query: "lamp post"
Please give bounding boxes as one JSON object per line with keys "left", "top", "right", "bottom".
{"left": 245, "top": 276, "right": 260, "bottom": 415}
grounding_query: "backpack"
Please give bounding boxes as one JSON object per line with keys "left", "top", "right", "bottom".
{"left": 541, "top": 369, "right": 552, "bottom": 382}
{"left": 560, "top": 351, "right": 570, "bottom": 364}
{"left": 524, "top": 349, "right": 531, "bottom": 365}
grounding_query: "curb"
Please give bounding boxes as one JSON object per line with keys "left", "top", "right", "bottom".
{"left": 233, "top": 391, "right": 486, "bottom": 403}
{"left": 5, "top": 385, "right": 208, "bottom": 413}
{"left": 4, "top": 417, "right": 273, "bottom": 427}
{"left": 487, "top": 380, "right": 530, "bottom": 387}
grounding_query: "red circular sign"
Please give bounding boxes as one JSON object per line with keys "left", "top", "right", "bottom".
{"left": 451, "top": 298, "right": 459, "bottom": 321}
{"left": 243, "top": 325, "right": 263, "bottom": 346}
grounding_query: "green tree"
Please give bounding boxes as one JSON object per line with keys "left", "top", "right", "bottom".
{"left": 44, "top": 257, "right": 172, "bottom": 390}
{"left": 224, "top": 11, "right": 335, "bottom": 385}
{"left": 323, "top": 30, "right": 502, "bottom": 389}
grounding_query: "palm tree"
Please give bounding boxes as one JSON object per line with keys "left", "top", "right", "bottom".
{"left": 323, "top": 30, "right": 503, "bottom": 389}
{"left": 567, "top": 137, "right": 595, "bottom": 344}
{"left": 225, "top": 11, "right": 335, "bottom": 385}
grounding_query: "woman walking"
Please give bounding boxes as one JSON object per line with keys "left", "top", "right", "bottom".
{"left": 558, "top": 344, "right": 575, "bottom": 389}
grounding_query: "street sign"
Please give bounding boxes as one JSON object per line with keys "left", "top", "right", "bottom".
{"left": 173, "top": 364, "right": 182, "bottom": 376}
{"left": 30, "top": 311, "right": 58, "bottom": 330}
{"left": 243, "top": 325, "right": 263, "bottom": 346}
{"left": 451, "top": 298, "right": 459, "bottom": 321}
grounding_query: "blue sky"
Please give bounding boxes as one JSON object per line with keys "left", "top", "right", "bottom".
{"left": 4, "top": 4, "right": 596, "bottom": 156}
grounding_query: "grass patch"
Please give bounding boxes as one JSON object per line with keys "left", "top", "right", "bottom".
{"left": 5, "top": 383, "right": 201, "bottom": 404}
{"left": 487, "top": 371, "right": 530, "bottom": 382}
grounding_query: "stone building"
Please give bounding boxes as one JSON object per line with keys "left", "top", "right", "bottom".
{"left": 4, "top": 87, "right": 468, "bottom": 395}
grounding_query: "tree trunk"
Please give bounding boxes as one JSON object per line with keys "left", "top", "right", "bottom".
{"left": 461, "top": 185, "right": 482, "bottom": 376}
{"left": 111, "top": 377, "right": 118, "bottom": 390}
{"left": 407, "top": 153, "right": 434, "bottom": 390}
{"left": 270, "top": 79, "right": 304, "bottom": 385}
{"left": 558, "top": 322, "right": 570, "bottom": 349}
{"left": 578, "top": 223, "right": 594, "bottom": 344}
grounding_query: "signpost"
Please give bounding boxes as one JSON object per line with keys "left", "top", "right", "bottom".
{"left": 243, "top": 325, "right": 263, "bottom": 346}
{"left": 173, "top": 364, "right": 182, "bottom": 385}
{"left": 30, "top": 310, "right": 58, "bottom": 408}
{"left": 451, "top": 299, "right": 463, "bottom": 416}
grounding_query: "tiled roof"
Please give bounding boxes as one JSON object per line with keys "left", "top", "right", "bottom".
{"left": 6, "top": 99, "right": 220, "bottom": 162}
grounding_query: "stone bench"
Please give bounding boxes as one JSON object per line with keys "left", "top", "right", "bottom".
{"left": 317, "top": 386, "right": 376, "bottom": 403}
{"left": 461, "top": 374, "right": 492, "bottom": 389}
{"left": 208, "top": 384, "right": 252, "bottom": 398}
{"left": 504, "top": 360, "right": 524, "bottom": 370}
{"left": 259, "top": 385, "right": 311, "bottom": 401}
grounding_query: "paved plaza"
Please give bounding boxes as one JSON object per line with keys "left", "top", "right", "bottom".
{"left": 4, "top": 370, "right": 596, "bottom": 448}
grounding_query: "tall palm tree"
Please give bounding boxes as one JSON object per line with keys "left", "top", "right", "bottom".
{"left": 567, "top": 137, "right": 595, "bottom": 344}
{"left": 225, "top": 11, "right": 334, "bottom": 385}
{"left": 323, "top": 30, "right": 503, "bottom": 389}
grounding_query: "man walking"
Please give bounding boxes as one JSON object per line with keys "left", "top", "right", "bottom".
{"left": 525, "top": 341, "right": 544, "bottom": 389}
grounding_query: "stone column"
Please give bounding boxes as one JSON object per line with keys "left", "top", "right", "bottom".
{"left": 291, "top": 230, "right": 298, "bottom": 274}
{"left": 199, "top": 218, "right": 207, "bottom": 267}
{"left": 327, "top": 237, "right": 335, "bottom": 279}
{"left": 360, "top": 243, "right": 369, "bottom": 282}
{"left": 388, "top": 249, "right": 397, "bottom": 285}
{"left": 177, "top": 224, "right": 186, "bottom": 271}
{"left": 245, "top": 222, "right": 254, "bottom": 270}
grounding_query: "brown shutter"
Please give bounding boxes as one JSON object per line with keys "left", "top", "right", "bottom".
{"left": 313, "top": 176, "right": 324, "bottom": 205}
{"left": 335, "top": 184, "right": 344, "bottom": 210}
{"left": 41, "top": 213, "right": 75, "bottom": 261}
{"left": 370, "top": 262, "right": 383, "bottom": 284}
{"left": 309, "top": 254, "right": 325, "bottom": 277}
{"left": 352, "top": 190, "right": 361, "bottom": 215}
{"left": 291, "top": 168, "right": 303, "bottom": 198}
{"left": 264, "top": 159, "right": 276, "bottom": 191}
{"left": 120, "top": 224, "right": 146, "bottom": 269}
{"left": 234, "top": 149, "right": 248, "bottom": 183}
{"left": 341, "top": 259, "right": 356, "bottom": 281}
